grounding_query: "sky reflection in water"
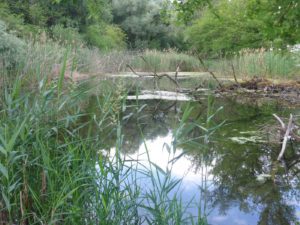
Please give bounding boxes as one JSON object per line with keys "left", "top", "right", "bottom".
{"left": 118, "top": 132, "right": 260, "bottom": 225}
{"left": 104, "top": 94, "right": 300, "bottom": 225}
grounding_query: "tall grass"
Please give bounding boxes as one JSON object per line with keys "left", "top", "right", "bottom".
{"left": 0, "top": 39, "right": 208, "bottom": 224}
{"left": 131, "top": 49, "right": 201, "bottom": 72}
{"left": 76, "top": 49, "right": 202, "bottom": 74}
{"left": 208, "top": 49, "right": 300, "bottom": 80}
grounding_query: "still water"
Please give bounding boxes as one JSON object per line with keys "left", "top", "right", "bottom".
{"left": 112, "top": 94, "right": 299, "bottom": 224}
{"left": 94, "top": 76, "right": 300, "bottom": 224}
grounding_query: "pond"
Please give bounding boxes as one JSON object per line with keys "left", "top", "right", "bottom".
{"left": 92, "top": 75, "right": 300, "bottom": 225}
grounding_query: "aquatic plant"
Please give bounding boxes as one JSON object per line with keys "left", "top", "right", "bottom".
{"left": 0, "top": 51, "right": 208, "bottom": 224}
{"left": 207, "top": 49, "right": 300, "bottom": 79}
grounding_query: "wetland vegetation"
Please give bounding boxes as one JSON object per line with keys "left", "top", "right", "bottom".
{"left": 1, "top": 0, "right": 300, "bottom": 225}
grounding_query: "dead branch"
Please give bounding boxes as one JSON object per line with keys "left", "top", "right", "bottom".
{"left": 273, "top": 114, "right": 286, "bottom": 130}
{"left": 126, "top": 64, "right": 143, "bottom": 77}
{"left": 127, "top": 63, "right": 180, "bottom": 89}
{"left": 277, "top": 114, "right": 293, "bottom": 161}
{"left": 157, "top": 74, "right": 180, "bottom": 88}
{"left": 130, "top": 56, "right": 181, "bottom": 89}
{"left": 197, "top": 55, "right": 224, "bottom": 89}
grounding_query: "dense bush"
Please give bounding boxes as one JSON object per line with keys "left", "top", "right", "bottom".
{"left": 186, "top": 0, "right": 266, "bottom": 57}
{"left": 0, "top": 20, "right": 25, "bottom": 69}
{"left": 85, "top": 24, "right": 126, "bottom": 51}
{"left": 51, "top": 24, "right": 84, "bottom": 46}
{"left": 112, "top": 0, "right": 184, "bottom": 50}
{"left": 183, "top": 0, "right": 300, "bottom": 57}
{"left": 0, "top": 0, "right": 127, "bottom": 51}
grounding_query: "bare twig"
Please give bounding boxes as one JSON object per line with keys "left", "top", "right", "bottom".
{"left": 135, "top": 56, "right": 181, "bottom": 89}
{"left": 158, "top": 74, "right": 180, "bottom": 88}
{"left": 197, "top": 55, "right": 223, "bottom": 89}
{"left": 277, "top": 114, "right": 293, "bottom": 161}
{"left": 175, "top": 61, "right": 182, "bottom": 84}
{"left": 273, "top": 114, "right": 286, "bottom": 130}
{"left": 126, "top": 64, "right": 143, "bottom": 77}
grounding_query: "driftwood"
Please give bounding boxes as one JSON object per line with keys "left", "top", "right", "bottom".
{"left": 273, "top": 114, "right": 299, "bottom": 161}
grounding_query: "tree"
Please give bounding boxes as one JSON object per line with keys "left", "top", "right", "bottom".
{"left": 112, "top": 0, "right": 183, "bottom": 49}
{"left": 183, "top": 0, "right": 300, "bottom": 57}
{"left": 0, "top": 0, "right": 126, "bottom": 50}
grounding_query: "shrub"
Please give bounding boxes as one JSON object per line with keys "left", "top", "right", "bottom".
{"left": 51, "top": 24, "right": 85, "bottom": 46}
{"left": 85, "top": 24, "right": 126, "bottom": 51}
{"left": 0, "top": 20, "right": 25, "bottom": 69}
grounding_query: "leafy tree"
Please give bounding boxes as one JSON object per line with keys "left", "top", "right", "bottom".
{"left": 186, "top": 0, "right": 266, "bottom": 57}
{"left": 112, "top": 0, "right": 184, "bottom": 49}
{"left": 246, "top": 0, "right": 300, "bottom": 48}
{"left": 174, "top": 0, "right": 216, "bottom": 24}
{"left": 0, "top": 0, "right": 127, "bottom": 50}
{"left": 184, "top": 0, "right": 300, "bottom": 56}
{"left": 85, "top": 24, "right": 126, "bottom": 50}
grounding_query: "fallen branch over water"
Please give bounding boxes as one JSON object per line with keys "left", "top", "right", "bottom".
{"left": 126, "top": 63, "right": 180, "bottom": 89}
{"left": 195, "top": 55, "right": 223, "bottom": 89}
{"left": 273, "top": 114, "right": 300, "bottom": 161}
{"left": 276, "top": 114, "right": 293, "bottom": 161}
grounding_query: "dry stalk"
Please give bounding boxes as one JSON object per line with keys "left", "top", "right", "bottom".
{"left": 231, "top": 63, "right": 240, "bottom": 86}
{"left": 41, "top": 170, "right": 47, "bottom": 201}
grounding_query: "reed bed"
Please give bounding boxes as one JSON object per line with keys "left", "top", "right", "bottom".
{"left": 207, "top": 49, "right": 300, "bottom": 80}
{"left": 0, "top": 39, "right": 208, "bottom": 224}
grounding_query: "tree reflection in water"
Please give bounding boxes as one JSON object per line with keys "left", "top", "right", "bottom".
{"left": 86, "top": 93, "right": 300, "bottom": 224}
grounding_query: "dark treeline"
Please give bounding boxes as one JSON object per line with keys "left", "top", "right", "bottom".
{"left": 0, "top": 0, "right": 300, "bottom": 56}
{"left": 0, "top": 0, "right": 184, "bottom": 50}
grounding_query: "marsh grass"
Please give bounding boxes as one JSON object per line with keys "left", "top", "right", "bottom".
{"left": 76, "top": 49, "right": 202, "bottom": 74}
{"left": 0, "top": 40, "right": 208, "bottom": 224}
{"left": 131, "top": 50, "right": 201, "bottom": 72}
{"left": 207, "top": 49, "right": 300, "bottom": 80}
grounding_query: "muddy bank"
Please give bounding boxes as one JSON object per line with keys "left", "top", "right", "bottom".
{"left": 209, "top": 77, "right": 300, "bottom": 105}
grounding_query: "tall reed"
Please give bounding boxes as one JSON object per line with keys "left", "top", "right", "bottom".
{"left": 207, "top": 49, "right": 300, "bottom": 79}
{"left": 0, "top": 39, "right": 208, "bottom": 224}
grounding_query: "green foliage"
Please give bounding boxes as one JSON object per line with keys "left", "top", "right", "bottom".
{"left": 174, "top": 0, "right": 213, "bottom": 23}
{"left": 0, "top": 20, "right": 25, "bottom": 69}
{"left": 180, "top": 0, "right": 300, "bottom": 56}
{"left": 112, "top": 0, "right": 184, "bottom": 50}
{"left": 0, "top": 0, "right": 123, "bottom": 51}
{"left": 51, "top": 24, "right": 84, "bottom": 46}
{"left": 85, "top": 24, "right": 126, "bottom": 51}
{"left": 0, "top": 47, "right": 207, "bottom": 223}
{"left": 187, "top": 0, "right": 266, "bottom": 57}
{"left": 0, "top": 2, "right": 34, "bottom": 36}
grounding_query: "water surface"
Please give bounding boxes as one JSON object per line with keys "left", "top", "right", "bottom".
{"left": 91, "top": 76, "right": 300, "bottom": 224}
